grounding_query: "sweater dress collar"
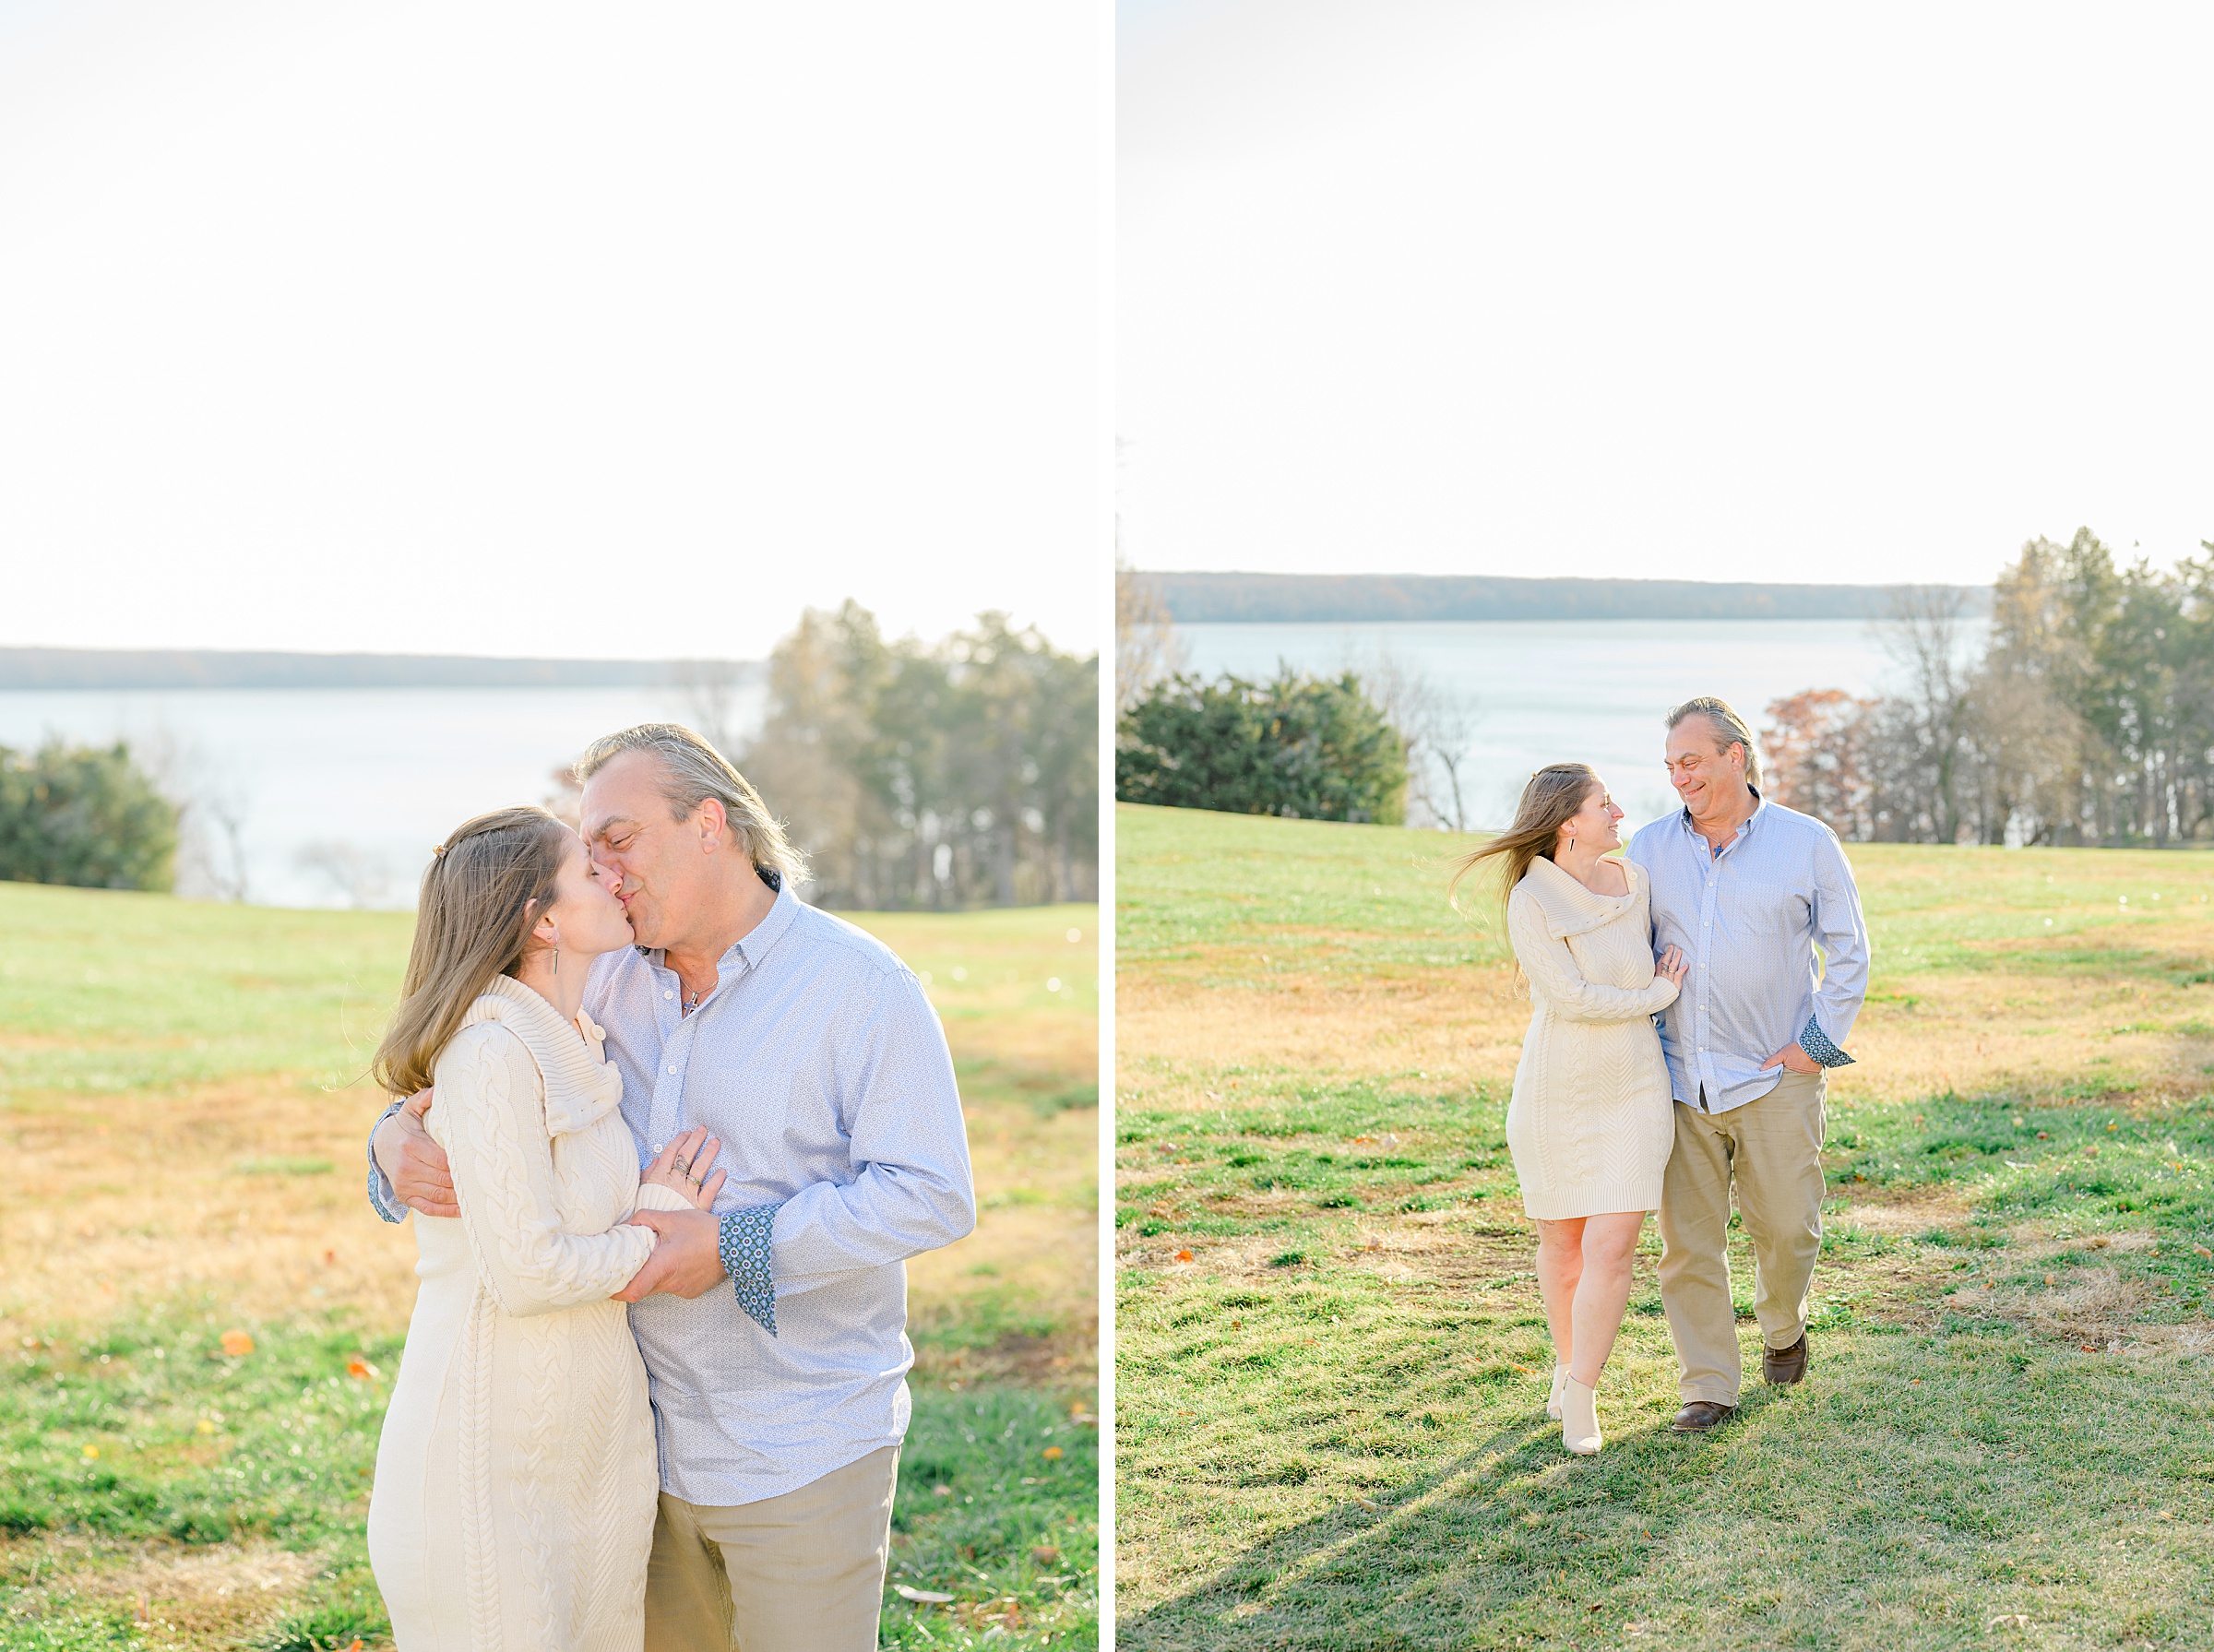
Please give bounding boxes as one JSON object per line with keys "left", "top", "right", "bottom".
{"left": 461, "top": 973, "right": 626, "bottom": 1139}
{"left": 1517, "top": 854, "right": 1644, "bottom": 940}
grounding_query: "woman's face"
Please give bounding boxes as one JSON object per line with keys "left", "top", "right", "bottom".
{"left": 540, "top": 831, "right": 635, "bottom": 960}
{"left": 1560, "top": 781, "right": 1624, "bottom": 854}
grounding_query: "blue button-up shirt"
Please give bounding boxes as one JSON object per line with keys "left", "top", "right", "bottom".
{"left": 370, "top": 884, "right": 976, "bottom": 1506}
{"left": 1627, "top": 792, "right": 1870, "bottom": 1114}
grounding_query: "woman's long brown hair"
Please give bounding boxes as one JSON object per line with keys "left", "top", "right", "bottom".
{"left": 1448, "top": 763, "right": 1602, "bottom": 916}
{"left": 371, "top": 805, "right": 572, "bottom": 1097}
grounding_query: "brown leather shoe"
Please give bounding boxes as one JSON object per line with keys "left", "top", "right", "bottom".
{"left": 1763, "top": 1334, "right": 1809, "bottom": 1385}
{"left": 1670, "top": 1400, "right": 1737, "bottom": 1432}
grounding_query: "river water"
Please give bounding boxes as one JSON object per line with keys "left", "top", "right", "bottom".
{"left": 0, "top": 683, "right": 764, "bottom": 908}
{"left": 1174, "top": 617, "right": 1968, "bottom": 833}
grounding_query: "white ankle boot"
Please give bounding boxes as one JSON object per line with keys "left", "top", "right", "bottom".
{"left": 1561, "top": 1376, "right": 1602, "bottom": 1456}
{"left": 1547, "top": 1364, "right": 1569, "bottom": 1420}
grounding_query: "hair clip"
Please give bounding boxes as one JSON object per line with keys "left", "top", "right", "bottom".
{"left": 433, "top": 844, "right": 448, "bottom": 858}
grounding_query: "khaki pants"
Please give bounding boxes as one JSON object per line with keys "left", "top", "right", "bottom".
{"left": 644, "top": 1444, "right": 899, "bottom": 1652}
{"left": 1657, "top": 1070, "right": 1827, "bottom": 1404}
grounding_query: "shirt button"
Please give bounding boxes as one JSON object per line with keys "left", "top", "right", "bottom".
{"left": 664, "top": 990, "right": 674, "bottom": 1000}
{"left": 666, "top": 1065, "right": 678, "bottom": 1076}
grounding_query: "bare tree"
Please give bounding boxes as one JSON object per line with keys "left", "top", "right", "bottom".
{"left": 1875, "top": 586, "right": 1976, "bottom": 843}
{"left": 134, "top": 726, "right": 254, "bottom": 901}
{"left": 543, "top": 765, "right": 583, "bottom": 828}
{"left": 1341, "top": 647, "right": 1481, "bottom": 831}
{"left": 1115, "top": 557, "right": 1184, "bottom": 715}
{"left": 200, "top": 774, "right": 254, "bottom": 902}
{"left": 671, "top": 659, "right": 752, "bottom": 756}
{"left": 295, "top": 839, "right": 396, "bottom": 909}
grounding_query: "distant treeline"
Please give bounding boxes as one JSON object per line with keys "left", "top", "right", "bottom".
{"left": 1149, "top": 571, "right": 1993, "bottom": 624}
{"left": 1764, "top": 530, "right": 2214, "bottom": 847}
{"left": 735, "top": 604, "right": 1098, "bottom": 909}
{"left": 0, "top": 648, "right": 759, "bottom": 692}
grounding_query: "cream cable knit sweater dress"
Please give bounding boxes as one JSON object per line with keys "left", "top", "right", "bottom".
{"left": 1504, "top": 857, "right": 1681, "bottom": 1220}
{"left": 367, "top": 974, "right": 692, "bottom": 1652}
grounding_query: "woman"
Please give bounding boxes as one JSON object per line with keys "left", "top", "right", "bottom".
{"left": 366, "top": 805, "right": 725, "bottom": 1649}
{"left": 1455, "top": 766, "right": 1686, "bottom": 1456}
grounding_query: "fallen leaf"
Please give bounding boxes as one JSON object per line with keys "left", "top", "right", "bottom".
{"left": 1351, "top": 1492, "right": 1380, "bottom": 1510}
{"left": 347, "top": 1357, "right": 375, "bottom": 1380}
{"left": 196, "top": 1419, "right": 216, "bottom": 1435}
{"left": 220, "top": 1330, "right": 255, "bottom": 1358}
{"left": 894, "top": 1585, "right": 955, "bottom": 1604}
{"left": 81, "top": 1444, "right": 99, "bottom": 1460}
{"left": 2195, "top": 1245, "right": 2212, "bottom": 1260}
{"left": 933, "top": 1484, "right": 953, "bottom": 1497}
{"left": 1032, "top": 1545, "right": 1061, "bottom": 1566}
{"left": 1174, "top": 1250, "right": 1194, "bottom": 1263}
{"left": 324, "top": 1250, "right": 337, "bottom": 1266}
{"left": 1042, "top": 1446, "right": 1063, "bottom": 1460}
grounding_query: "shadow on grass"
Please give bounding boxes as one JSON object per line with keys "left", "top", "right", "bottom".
{"left": 1118, "top": 1407, "right": 1708, "bottom": 1651}
{"left": 1124, "top": 1323, "right": 2214, "bottom": 1652}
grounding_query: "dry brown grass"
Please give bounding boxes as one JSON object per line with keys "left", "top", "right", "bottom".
{"left": 1, "top": 1535, "right": 317, "bottom": 1650}
{"left": 0, "top": 1076, "right": 1091, "bottom": 1362}
{"left": 0, "top": 1081, "right": 418, "bottom": 1340}
{"left": 1120, "top": 911, "right": 2214, "bottom": 1120}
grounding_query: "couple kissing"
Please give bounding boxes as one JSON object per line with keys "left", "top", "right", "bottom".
{"left": 362, "top": 723, "right": 976, "bottom": 1649}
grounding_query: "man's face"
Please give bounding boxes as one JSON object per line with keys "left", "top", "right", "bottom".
{"left": 581, "top": 750, "right": 707, "bottom": 949}
{"left": 1664, "top": 719, "right": 1743, "bottom": 819}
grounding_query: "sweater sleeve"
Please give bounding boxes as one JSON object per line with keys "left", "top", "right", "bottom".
{"left": 433, "top": 1026, "right": 660, "bottom": 1318}
{"left": 1509, "top": 892, "right": 1681, "bottom": 1024}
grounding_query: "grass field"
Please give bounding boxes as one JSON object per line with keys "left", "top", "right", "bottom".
{"left": 1115, "top": 802, "right": 2214, "bottom": 1651}
{"left": 0, "top": 883, "right": 1098, "bottom": 1651}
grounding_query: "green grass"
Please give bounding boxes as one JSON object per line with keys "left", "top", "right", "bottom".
{"left": 1117, "top": 803, "right": 2214, "bottom": 984}
{"left": 0, "top": 1313, "right": 1097, "bottom": 1650}
{"left": 0, "top": 882, "right": 1098, "bottom": 1650}
{"left": 0, "top": 885, "right": 413, "bottom": 1099}
{"left": 1116, "top": 805, "right": 2214, "bottom": 1649}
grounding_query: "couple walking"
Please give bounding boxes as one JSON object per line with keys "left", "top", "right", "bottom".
{"left": 1469, "top": 696, "right": 1870, "bottom": 1454}
{"left": 359, "top": 722, "right": 976, "bottom": 1649}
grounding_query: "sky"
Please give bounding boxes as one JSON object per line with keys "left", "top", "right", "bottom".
{"left": 1120, "top": 0, "right": 2214, "bottom": 586}
{"left": 0, "top": 1, "right": 1102, "bottom": 660}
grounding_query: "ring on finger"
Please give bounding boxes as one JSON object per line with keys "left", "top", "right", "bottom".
{"left": 672, "top": 1156, "right": 691, "bottom": 1175}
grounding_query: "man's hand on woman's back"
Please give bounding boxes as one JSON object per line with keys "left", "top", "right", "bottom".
{"left": 374, "top": 1088, "right": 460, "bottom": 1218}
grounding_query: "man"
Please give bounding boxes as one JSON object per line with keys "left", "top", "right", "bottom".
{"left": 1628, "top": 696, "right": 1868, "bottom": 1434}
{"left": 367, "top": 723, "right": 975, "bottom": 1649}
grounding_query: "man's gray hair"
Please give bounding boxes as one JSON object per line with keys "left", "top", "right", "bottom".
{"left": 1665, "top": 695, "right": 1764, "bottom": 787}
{"left": 574, "top": 723, "right": 808, "bottom": 885}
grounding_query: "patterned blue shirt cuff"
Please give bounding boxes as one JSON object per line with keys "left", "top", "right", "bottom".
{"left": 1799, "top": 1016, "right": 1854, "bottom": 1068}
{"left": 366, "top": 1100, "right": 409, "bottom": 1224}
{"left": 718, "top": 1203, "right": 783, "bottom": 1336}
